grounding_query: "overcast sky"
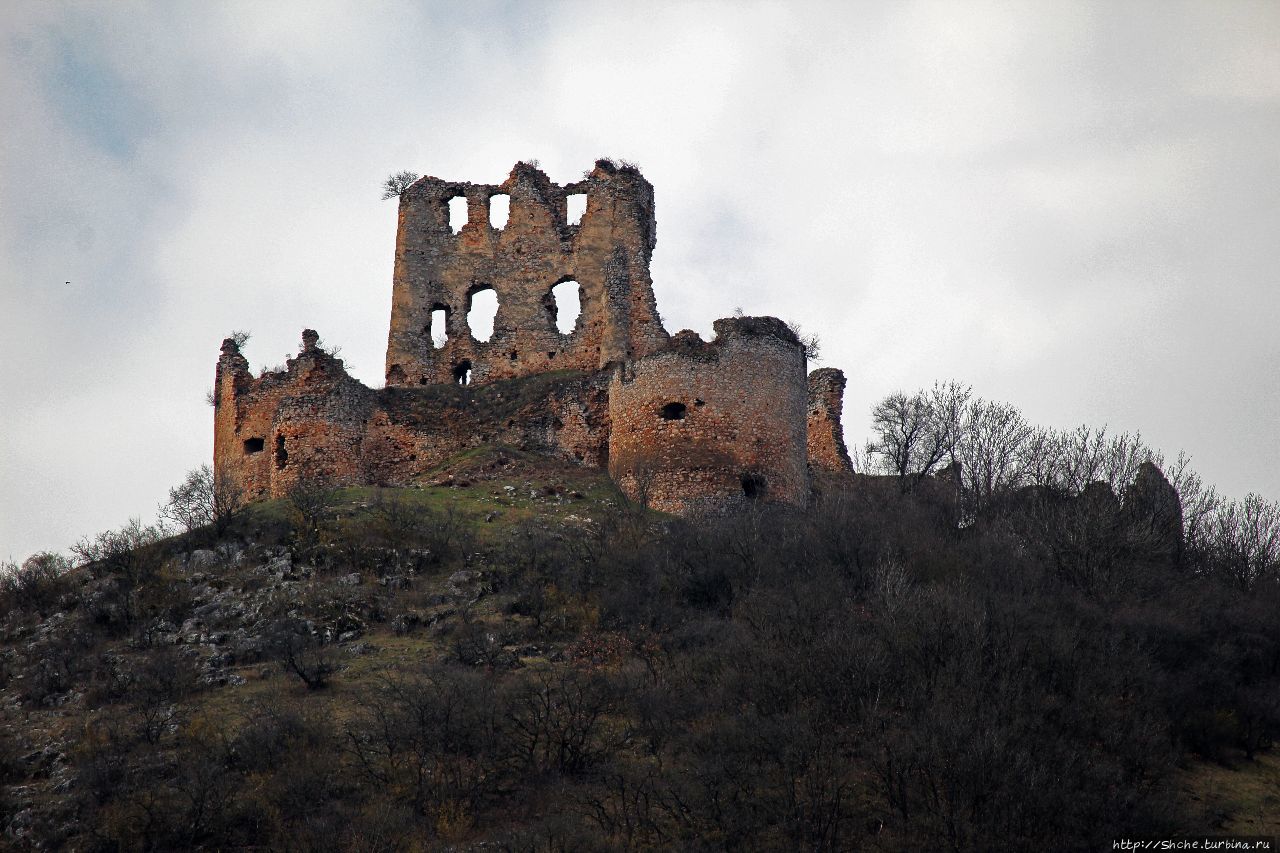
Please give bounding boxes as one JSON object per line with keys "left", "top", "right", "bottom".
{"left": 2, "top": 0, "right": 1278, "bottom": 561}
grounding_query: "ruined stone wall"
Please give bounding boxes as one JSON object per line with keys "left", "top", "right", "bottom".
{"left": 386, "top": 160, "right": 668, "bottom": 388}
{"left": 606, "top": 317, "right": 810, "bottom": 515}
{"left": 215, "top": 331, "right": 611, "bottom": 500}
{"left": 215, "top": 162, "right": 852, "bottom": 516}
{"left": 807, "top": 367, "right": 853, "bottom": 474}
{"left": 215, "top": 331, "right": 376, "bottom": 500}
{"left": 357, "top": 371, "right": 611, "bottom": 488}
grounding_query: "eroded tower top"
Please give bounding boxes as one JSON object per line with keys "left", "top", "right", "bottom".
{"left": 385, "top": 160, "right": 669, "bottom": 388}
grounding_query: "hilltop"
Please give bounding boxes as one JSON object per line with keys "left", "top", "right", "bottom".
{"left": 2, "top": 449, "right": 1278, "bottom": 850}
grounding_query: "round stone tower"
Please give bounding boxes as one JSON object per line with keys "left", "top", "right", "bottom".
{"left": 607, "top": 316, "right": 810, "bottom": 514}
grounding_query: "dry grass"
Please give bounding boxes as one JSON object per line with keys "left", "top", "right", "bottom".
{"left": 1175, "top": 752, "right": 1280, "bottom": 836}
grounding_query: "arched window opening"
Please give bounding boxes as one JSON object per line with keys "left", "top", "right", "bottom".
{"left": 566, "top": 193, "right": 587, "bottom": 226}
{"left": 741, "top": 473, "right": 767, "bottom": 500}
{"left": 660, "top": 402, "right": 687, "bottom": 421}
{"left": 243, "top": 437, "right": 264, "bottom": 454}
{"left": 489, "top": 193, "right": 510, "bottom": 229}
{"left": 468, "top": 287, "right": 498, "bottom": 342}
{"left": 448, "top": 195, "right": 468, "bottom": 233}
{"left": 429, "top": 306, "right": 449, "bottom": 348}
{"left": 453, "top": 360, "right": 473, "bottom": 386}
{"left": 550, "top": 279, "right": 581, "bottom": 335}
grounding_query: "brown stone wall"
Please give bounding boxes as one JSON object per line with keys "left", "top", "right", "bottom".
{"left": 215, "top": 331, "right": 611, "bottom": 500}
{"left": 807, "top": 367, "right": 853, "bottom": 474}
{"left": 214, "top": 163, "right": 848, "bottom": 518}
{"left": 214, "top": 331, "right": 376, "bottom": 500}
{"left": 385, "top": 160, "right": 668, "bottom": 388}
{"left": 358, "top": 371, "right": 611, "bottom": 487}
{"left": 606, "top": 317, "right": 810, "bottom": 514}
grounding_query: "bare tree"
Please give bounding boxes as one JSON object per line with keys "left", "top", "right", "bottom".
{"left": 159, "top": 464, "right": 244, "bottom": 538}
{"left": 866, "top": 381, "right": 971, "bottom": 487}
{"left": 1206, "top": 493, "right": 1280, "bottom": 590}
{"left": 381, "top": 170, "right": 420, "bottom": 200}
{"left": 953, "top": 398, "right": 1032, "bottom": 509}
{"left": 1160, "top": 451, "right": 1221, "bottom": 552}
{"left": 1015, "top": 425, "right": 1154, "bottom": 498}
{"left": 867, "top": 392, "right": 935, "bottom": 481}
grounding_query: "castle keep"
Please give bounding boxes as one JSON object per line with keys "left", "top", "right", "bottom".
{"left": 214, "top": 161, "right": 852, "bottom": 514}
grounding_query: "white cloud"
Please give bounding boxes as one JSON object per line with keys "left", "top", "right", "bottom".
{"left": 3, "top": 0, "right": 1279, "bottom": 559}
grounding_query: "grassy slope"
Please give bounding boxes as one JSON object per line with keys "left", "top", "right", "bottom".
{"left": 1174, "top": 753, "right": 1280, "bottom": 837}
{"left": 194, "top": 444, "right": 629, "bottom": 710}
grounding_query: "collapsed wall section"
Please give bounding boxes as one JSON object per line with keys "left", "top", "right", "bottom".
{"left": 606, "top": 317, "right": 810, "bottom": 515}
{"left": 214, "top": 331, "right": 612, "bottom": 500}
{"left": 214, "top": 330, "right": 375, "bottom": 499}
{"left": 386, "top": 160, "right": 668, "bottom": 389}
{"left": 807, "top": 367, "right": 853, "bottom": 474}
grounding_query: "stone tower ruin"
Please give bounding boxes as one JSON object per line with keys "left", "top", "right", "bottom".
{"left": 214, "top": 160, "right": 852, "bottom": 514}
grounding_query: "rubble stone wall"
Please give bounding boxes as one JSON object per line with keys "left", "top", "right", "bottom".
{"left": 215, "top": 332, "right": 611, "bottom": 500}
{"left": 214, "top": 163, "right": 852, "bottom": 516}
{"left": 606, "top": 318, "right": 811, "bottom": 514}
{"left": 807, "top": 367, "right": 854, "bottom": 474}
{"left": 386, "top": 160, "right": 668, "bottom": 388}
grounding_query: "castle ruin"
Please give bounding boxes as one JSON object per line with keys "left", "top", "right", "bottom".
{"left": 214, "top": 160, "right": 852, "bottom": 514}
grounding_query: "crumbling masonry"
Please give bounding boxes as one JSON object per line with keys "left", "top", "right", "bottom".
{"left": 214, "top": 161, "right": 853, "bottom": 514}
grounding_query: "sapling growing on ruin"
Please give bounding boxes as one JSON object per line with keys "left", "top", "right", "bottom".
{"left": 786, "top": 320, "right": 822, "bottom": 361}
{"left": 381, "top": 170, "right": 420, "bottom": 200}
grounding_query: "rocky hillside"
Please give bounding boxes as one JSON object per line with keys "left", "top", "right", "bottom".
{"left": 2, "top": 449, "right": 1278, "bottom": 851}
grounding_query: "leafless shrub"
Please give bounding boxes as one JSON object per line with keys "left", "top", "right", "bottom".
{"left": 159, "top": 463, "right": 244, "bottom": 539}
{"left": 380, "top": 170, "right": 419, "bottom": 200}
{"left": 786, "top": 320, "right": 822, "bottom": 361}
{"left": 266, "top": 616, "right": 338, "bottom": 689}
{"left": 0, "top": 551, "right": 73, "bottom": 613}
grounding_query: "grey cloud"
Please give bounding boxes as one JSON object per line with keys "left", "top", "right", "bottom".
{"left": 2, "top": 0, "right": 1277, "bottom": 559}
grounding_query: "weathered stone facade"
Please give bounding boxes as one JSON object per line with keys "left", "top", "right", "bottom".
{"left": 386, "top": 160, "right": 667, "bottom": 387}
{"left": 214, "top": 161, "right": 852, "bottom": 513}
{"left": 607, "top": 319, "right": 810, "bottom": 514}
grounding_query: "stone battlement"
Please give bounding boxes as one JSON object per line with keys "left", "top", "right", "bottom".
{"left": 215, "top": 162, "right": 852, "bottom": 514}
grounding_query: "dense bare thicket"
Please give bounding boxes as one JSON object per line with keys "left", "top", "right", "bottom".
{"left": 864, "top": 381, "right": 1280, "bottom": 591}
{"left": 0, "top": 552, "right": 73, "bottom": 614}
{"left": 10, "top": 471, "right": 1277, "bottom": 849}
